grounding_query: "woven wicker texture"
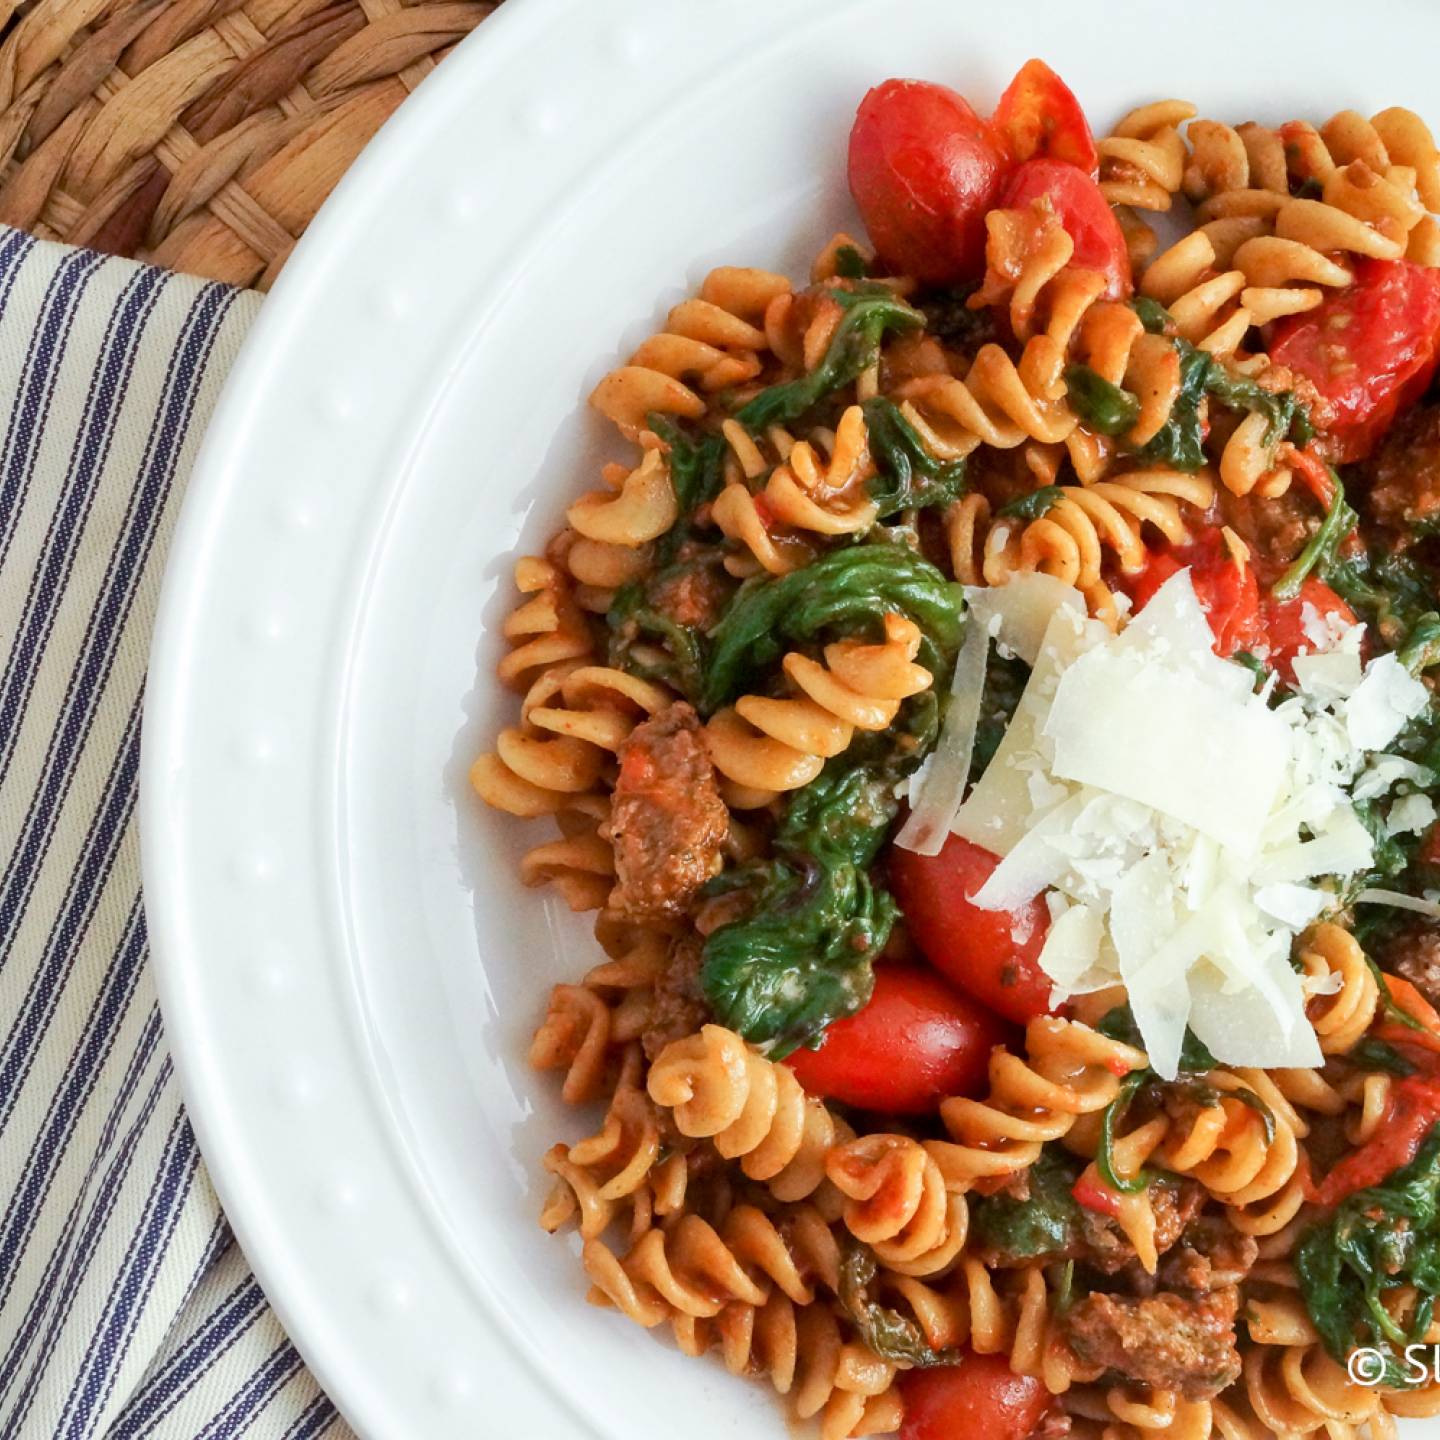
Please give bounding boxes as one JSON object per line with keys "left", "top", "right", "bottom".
{"left": 0, "top": 0, "right": 498, "bottom": 289}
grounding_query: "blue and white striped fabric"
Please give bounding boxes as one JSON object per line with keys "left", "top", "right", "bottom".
{"left": 0, "top": 229, "right": 350, "bottom": 1440}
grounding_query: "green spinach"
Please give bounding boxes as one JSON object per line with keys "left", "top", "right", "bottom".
{"left": 735, "top": 289, "right": 925, "bottom": 431}
{"left": 997, "top": 485, "right": 1065, "bottom": 521}
{"left": 918, "top": 282, "right": 994, "bottom": 348}
{"left": 1063, "top": 366, "right": 1141, "bottom": 436}
{"left": 1274, "top": 468, "right": 1356, "bottom": 600}
{"left": 701, "top": 764, "right": 901, "bottom": 1054}
{"left": 971, "top": 1148, "right": 1085, "bottom": 1263}
{"left": 838, "top": 1239, "right": 961, "bottom": 1366}
{"left": 700, "top": 542, "right": 964, "bottom": 714}
{"left": 862, "top": 397, "right": 968, "bottom": 517}
{"left": 606, "top": 570, "right": 709, "bottom": 702}
{"left": 1297, "top": 1126, "right": 1440, "bottom": 1388}
{"left": 1064, "top": 332, "right": 1310, "bottom": 473}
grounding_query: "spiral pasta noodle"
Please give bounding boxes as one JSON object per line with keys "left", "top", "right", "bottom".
{"left": 927, "top": 1018, "right": 1148, "bottom": 1189}
{"left": 979, "top": 469, "right": 1215, "bottom": 620}
{"left": 529, "top": 980, "right": 618, "bottom": 1104}
{"left": 826, "top": 1134, "right": 969, "bottom": 1277}
{"left": 1067, "top": 1385, "right": 1213, "bottom": 1440}
{"left": 895, "top": 215, "right": 1095, "bottom": 457}
{"left": 1099, "top": 100, "right": 1196, "bottom": 212}
{"left": 646, "top": 1025, "right": 848, "bottom": 1202}
{"left": 590, "top": 267, "right": 793, "bottom": 439}
{"left": 711, "top": 405, "right": 879, "bottom": 577}
{"left": 1300, "top": 923, "right": 1381, "bottom": 1057}
{"left": 1154, "top": 1071, "right": 1303, "bottom": 1212}
{"left": 585, "top": 1202, "right": 900, "bottom": 1440}
{"left": 1224, "top": 1287, "right": 1388, "bottom": 1438}
{"left": 705, "top": 613, "right": 932, "bottom": 798}
{"left": 540, "top": 1045, "right": 671, "bottom": 1242}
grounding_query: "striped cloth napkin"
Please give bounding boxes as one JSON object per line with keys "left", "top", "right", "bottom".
{"left": 0, "top": 229, "right": 351, "bottom": 1440}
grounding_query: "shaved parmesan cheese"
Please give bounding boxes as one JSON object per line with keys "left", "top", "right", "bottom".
{"left": 1301, "top": 599, "right": 1362, "bottom": 653}
{"left": 898, "top": 609, "right": 988, "bottom": 856}
{"left": 1353, "top": 754, "right": 1434, "bottom": 802}
{"left": 1255, "top": 808, "right": 1373, "bottom": 884}
{"left": 941, "top": 563, "right": 1429, "bottom": 1077}
{"left": 952, "top": 606, "right": 1105, "bottom": 856}
{"left": 1186, "top": 955, "right": 1322, "bottom": 1069}
{"left": 1044, "top": 642, "right": 1288, "bottom": 853}
{"left": 1254, "top": 883, "right": 1330, "bottom": 930}
{"left": 1036, "top": 899, "right": 1103, "bottom": 988}
{"left": 1388, "top": 792, "right": 1437, "bottom": 836}
{"left": 1292, "top": 648, "right": 1363, "bottom": 701}
{"left": 1356, "top": 888, "right": 1440, "bottom": 918}
{"left": 969, "top": 793, "right": 1086, "bottom": 910}
{"left": 1344, "top": 653, "right": 1429, "bottom": 750}
{"left": 965, "top": 574, "right": 1085, "bottom": 667}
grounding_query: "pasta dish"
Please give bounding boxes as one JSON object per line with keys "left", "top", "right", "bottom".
{"left": 471, "top": 60, "right": 1440, "bottom": 1440}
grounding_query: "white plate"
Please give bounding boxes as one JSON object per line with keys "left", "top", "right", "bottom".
{"left": 141, "top": 1, "right": 1440, "bottom": 1434}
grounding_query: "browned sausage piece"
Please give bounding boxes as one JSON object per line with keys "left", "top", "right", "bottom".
{"left": 1078, "top": 1178, "right": 1205, "bottom": 1274}
{"left": 1357, "top": 401, "right": 1440, "bottom": 533}
{"left": 1060, "top": 1288, "right": 1243, "bottom": 1401}
{"left": 1381, "top": 920, "right": 1440, "bottom": 1009}
{"left": 608, "top": 702, "right": 728, "bottom": 921}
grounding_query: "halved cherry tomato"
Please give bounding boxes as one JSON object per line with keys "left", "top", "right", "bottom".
{"left": 1260, "top": 577, "right": 1358, "bottom": 682}
{"left": 1309, "top": 1075, "right": 1440, "bottom": 1207}
{"left": 1119, "top": 527, "right": 1265, "bottom": 658}
{"left": 992, "top": 59, "right": 1097, "bottom": 175}
{"left": 998, "top": 157, "right": 1130, "bottom": 299}
{"left": 900, "top": 1352, "right": 1052, "bottom": 1440}
{"left": 888, "top": 835, "right": 1053, "bottom": 1026}
{"left": 785, "top": 965, "right": 1009, "bottom": 1114}
{"left": 1269, "top": 258, "right": 1440, "bottom": 463}
{"left": 848, "top": 79, "right": 1012, "bottom": 283}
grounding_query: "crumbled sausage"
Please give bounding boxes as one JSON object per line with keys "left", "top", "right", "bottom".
{"left": 1116, "top": 1215, "right": 1259, "bottom": 1298}
{"left": 641, "top": 935, "right": 708, "bottom": 1062}
{"left": 1157, "top": 1218, "right": 1259, "bottom": 1295}
{"left": 1358, "top": 401, "right": 1440, "bottom": 534}
{"left": 649, "top": 549, "right": 732, "bottom": 631}
{"left": 1381, "top": 921, "right": 1440, "bottom": 1009}
{"left": 608, "top": 703, "right": 728, "bottom": 920}
{"left": 1079, "top": 1178, "right": 1206, "bottom": 1274}
{"left": 1220, "top": 486, "right": 1319, "bottom": 574}
{"left": 1061, "top": 1287, "right": 1243, "bottom": 1400}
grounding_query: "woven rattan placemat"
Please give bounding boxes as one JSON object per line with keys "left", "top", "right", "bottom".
{"left": 0, "top": 0, "right": 498, "bottom": 289}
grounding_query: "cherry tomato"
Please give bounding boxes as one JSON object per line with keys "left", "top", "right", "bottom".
{"left": 848, "top": 79, "right": 1012, "bottom": 283}
{"left": 888, "top": 835, "right": 1053, "bottom": 1026}
{"left": 1260, "top": 577, "right": 1358, "bottom": 682}
{"left": 1310, "top": 1075, "right": 1440, "bottom": 1208}
{"left": 992, "top": 59, "right": 1097, "bottom": 175}
{"left": 1269, "top": 258, "right": 1440, "bottom": 463}
{"left": 998, "top": 158, "right": 1130, "bottom": 298}
{"left": 900, "top": 1352, "right": 1052, "bottom": 1440}
{"left": 785, "top": 965, "right": 1009, "bottom": 1114}
{"left": 1120, "top": 527, "right": 1265, "bottom": 657}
